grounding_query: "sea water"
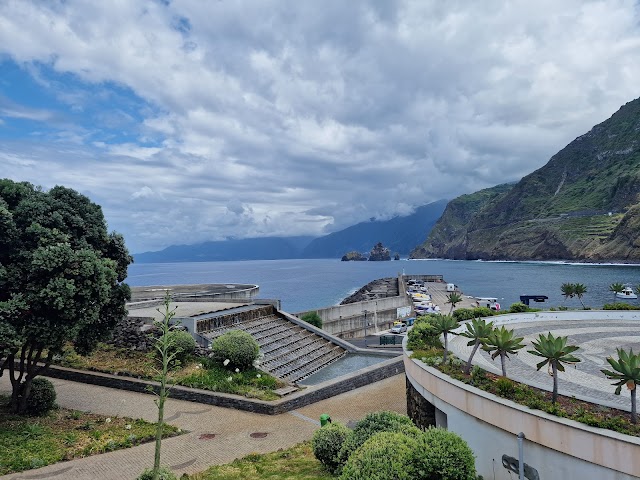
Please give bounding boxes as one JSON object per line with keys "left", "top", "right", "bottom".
{"left": 127, "top": 258, "right": 640, "bottom": 313}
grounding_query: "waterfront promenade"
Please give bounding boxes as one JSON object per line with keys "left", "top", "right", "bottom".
{"left": 0, "top": 374, "right": 406, "bottom": 480}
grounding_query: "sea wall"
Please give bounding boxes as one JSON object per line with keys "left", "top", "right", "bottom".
{"left": 295, "top": 274, "right": 413, "bottom": 338}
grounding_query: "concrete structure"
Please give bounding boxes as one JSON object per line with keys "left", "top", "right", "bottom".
{"left": 295, "top": 274, "right": 465, "bottom": 338}
{"left": 406, "top": 312, "right": 640, "bottom": 480}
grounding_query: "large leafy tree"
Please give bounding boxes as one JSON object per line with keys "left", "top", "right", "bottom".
{"left": 528, "top": 332, "right": 581, "bottom": 404}
{"left": 482, "top": 326, "right": 525, "bottom": 377}
{"left": 459, "top": 318, "right": 494, "bottom": 374}
{"left": 601, "top": 348, "right": 640, "bottom": 424}
{"left": 0, "top": 180, "right": 132, "bottom": 413}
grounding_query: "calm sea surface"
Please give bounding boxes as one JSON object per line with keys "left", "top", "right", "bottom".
{"left": 127, "top": 259, "right": 640, "bottom": 313}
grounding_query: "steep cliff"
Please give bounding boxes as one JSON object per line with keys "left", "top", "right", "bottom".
{"left": 411, "top": 97, "right": 640, "bottom": 262}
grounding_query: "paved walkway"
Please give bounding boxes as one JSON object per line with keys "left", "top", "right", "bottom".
{"left": 448, "top": 318, "right": 639, "bottom": 411}
{"left": 0, "top": 374, "right": 406, "bottom": 480}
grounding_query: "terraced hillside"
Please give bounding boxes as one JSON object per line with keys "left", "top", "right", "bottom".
{"left": 411, "top": 96, "right": 640, "bottom": 262}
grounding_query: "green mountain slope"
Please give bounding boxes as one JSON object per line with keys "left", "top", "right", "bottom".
{"left": 411, "top": 97, "right": 640, "bottom": 262}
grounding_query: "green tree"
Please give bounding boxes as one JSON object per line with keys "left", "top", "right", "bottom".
{"left": 601, "top": 348, "right": 640, "bottom": 424}
{"left": 0, "top": 180, "right": 132, "bottom": 413}
{"left": 573, "top": 283, "right": 587, "bottom": 309}
{"left": 482, "top": 326, "right": 525, "bottom": 377}
{"left": 432, "top": 315, "right": 458, "bottom": 362}
{"left": 446, "top": 292, "right": 463, "bottom": 314}
{"left": 609, "top": 283, "right": 624, "bottom": 304}
{"left": 560, "top": 283, "right": 575, "bottom": 303}
{"left": 459, "top": 318, "right": 494, "bottom": 374}
{"left": 528, "top": 332, "right": 581, "bottom": 404}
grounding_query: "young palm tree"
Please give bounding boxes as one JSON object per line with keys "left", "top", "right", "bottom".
{"left": 601, "top": 348, "right": 640, "bottom": 424}
{"left": 528, "top": 332, "right": 581, "bottom": 404}
{"left": 482, "top": 326, "right": 525, "bottom": 377}
{"left": 573, "top": 283, "right": 587, "bottom": 309}
{"left": 609, "top": 283, "right": 624, "bottom": 304}
{"left": 560, "top": 283, "right": 575, "bottom": 303}
{"left": 432, "top": 315, "right": 459, "bottom": 362}
{"left": 459, "top": 318, "right": 494, "bottom": 374}
{"left": 446, "top": 292, "right": 463, "bottom": 314}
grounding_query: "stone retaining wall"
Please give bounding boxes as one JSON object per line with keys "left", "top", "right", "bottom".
{"left": 43, "top": 356, "right": 404, "bottom": 415}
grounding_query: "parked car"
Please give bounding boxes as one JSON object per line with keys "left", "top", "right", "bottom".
{"left": 390, "top": 323, "right": 407, "bottom": 334}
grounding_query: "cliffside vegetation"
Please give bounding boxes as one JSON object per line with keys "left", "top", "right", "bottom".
{"left": 411, "top": 97, "right": 640, "bottom": 262}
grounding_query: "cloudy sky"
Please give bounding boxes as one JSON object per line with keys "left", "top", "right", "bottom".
{"left": 1, "top": 0, "right": 639, "bottom": 253}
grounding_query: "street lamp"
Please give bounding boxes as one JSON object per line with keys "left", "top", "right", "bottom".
{"left": 363, "top": 310, "right": 368, "bottom": 346}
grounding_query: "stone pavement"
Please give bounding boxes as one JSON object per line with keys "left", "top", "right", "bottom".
{"left": 448, "top": 318, "right": 640, "bottom": 411}
{"left": 0, "top": 374, "right": 406, "bottom": 480}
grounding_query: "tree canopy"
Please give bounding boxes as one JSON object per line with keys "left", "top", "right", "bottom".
{"left": 0, "top": 179, "right": 132, "bottom": 412}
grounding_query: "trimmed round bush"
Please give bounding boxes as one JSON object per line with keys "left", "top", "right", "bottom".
{"left": 211, "top": 330, "right": 260, "bottom": 371}
{"left": 311, "top": 422, "right": 351, "bottom": 473}
{"left": 340, "top": 431, "right": 419, "bottom": 480}
{"left": 136, "top": 467, "right": 177, "bottom": 480}
{"left": 25, "top": 377, "right": 57, "bottom": 416}
{"left": 337, "top": 411, "right": 420, "bottom": 467}
{"left": 167, "top": 330, "right": 196, "bottom": 364}
{"left": 415, "top": 427, "right": 477, "bottom": 480}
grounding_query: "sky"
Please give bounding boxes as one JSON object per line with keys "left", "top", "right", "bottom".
{"left": 1, "top": 1, "right": 639, "bottom": 254}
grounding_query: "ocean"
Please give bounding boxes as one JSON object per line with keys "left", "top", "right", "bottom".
{"left": 127, "top": 259, "right": 640, "bottom": 313}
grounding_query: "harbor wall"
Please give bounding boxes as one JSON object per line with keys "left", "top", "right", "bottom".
{"left": 295, "top": 274, "right": 414, "bottom": 338}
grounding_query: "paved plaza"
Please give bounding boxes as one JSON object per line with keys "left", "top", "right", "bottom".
{"left": 449, "top": 318, "right": 640, "bottom": 411}
{"left": 0, "top": 374, "right": 406, "bottom": 480}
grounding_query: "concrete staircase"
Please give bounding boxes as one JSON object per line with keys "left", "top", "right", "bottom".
{"left": 202, "top": 314, "right": 346, "bottom": 384}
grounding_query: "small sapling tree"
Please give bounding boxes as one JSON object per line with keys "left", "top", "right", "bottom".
{"left": 482, "top": 326, "right": 525, "bottom": 377}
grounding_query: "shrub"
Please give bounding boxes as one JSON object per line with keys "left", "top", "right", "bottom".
{"left": 337, "top": 411, "right": 420, "bottom": 467}
{"left": 340, "top": 431, "right": 419, "bottom": 480}
{"left": 211, "top": 330, "right": 260, "bottom": 371}
{"left": 301, "top": 311, "right": 323, "bottom": 328}
{"left": 136, "top": 467, "right": 177, "bottom": 480}
{"left": 495, "top": 378, "right": 516, "bottom": 398}
{"left": 407, "top": 316, "right": 442, "bottom": 350}
{"left": 452, "top": 308, "right": 476, "bottom": 322}
{"left": 166, "top": 330, "right": 196, "bottom": 365}
{"left": 415, "top": 427, "right": 477, "bottom": 480}
{"left": 472, "top": 307, "right": 495, "bottom": 318}
{"left": 25, "top": 378, "right": 57, "bottom": 416}
{"left": 603, "top": 303, "right": 640, "bottom": 310}
{"left": 311, "top": 422, "right": 350, "bottom": 473}
{"left": 508, "top": 302, "right": 528, "bottom": 313}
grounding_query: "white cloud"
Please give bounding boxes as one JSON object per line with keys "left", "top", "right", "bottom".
{"left": 0, "top": 0, "right": 639, "bottom": 252}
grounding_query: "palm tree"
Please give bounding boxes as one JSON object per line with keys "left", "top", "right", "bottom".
{"left": 482, "top": 326, "right": 525, "bottom": 377}
{"left": 573, "top": 283, "right": 587, "bottom": 309}
{"left": 446, "top": 292, "right": 463, "bottom": 314}
{"left": 432, "top": 315, "right": 459, "bottom": 362}
{"left": 609, "top": 283, "right": 624, "bottom": 304}
{"left": 601, "top": 348, "right": 640, "bottom": 424}
{"left": 635, "top": 285, "right": 640, "bottom": 296}
{"left": 528, "top": 332, "right": 581, "bottom": 404}
{"left": 459, "top": 318, "right": 494, "bottom": 374}
{"left": 560, "top": 283, "right": 575, "bottom": 303}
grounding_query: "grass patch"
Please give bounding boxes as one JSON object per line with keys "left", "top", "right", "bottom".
{"left": 187, "top": 442, "right": 333, "bottom": 480}
{"left": 0, "top": 394, "right": 181, "bottom": 475}
{"left": 56, "top": 344, "right": 284, "bottom": 401}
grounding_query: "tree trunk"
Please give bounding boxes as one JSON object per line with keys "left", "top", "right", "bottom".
{"left": 465, "top": 341, "right": 480, "bottom": 375}
{"left": 500, "top": 353, "right": 507, "bottom": 377}
{"left": 631, "top": 388, "right": 637, "bottom": 425}
{"left": 552, "top": 361, "right": 558, "bottom": 404}
{"left": 443, "top": 333, "right": 449, "bottom": 362}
